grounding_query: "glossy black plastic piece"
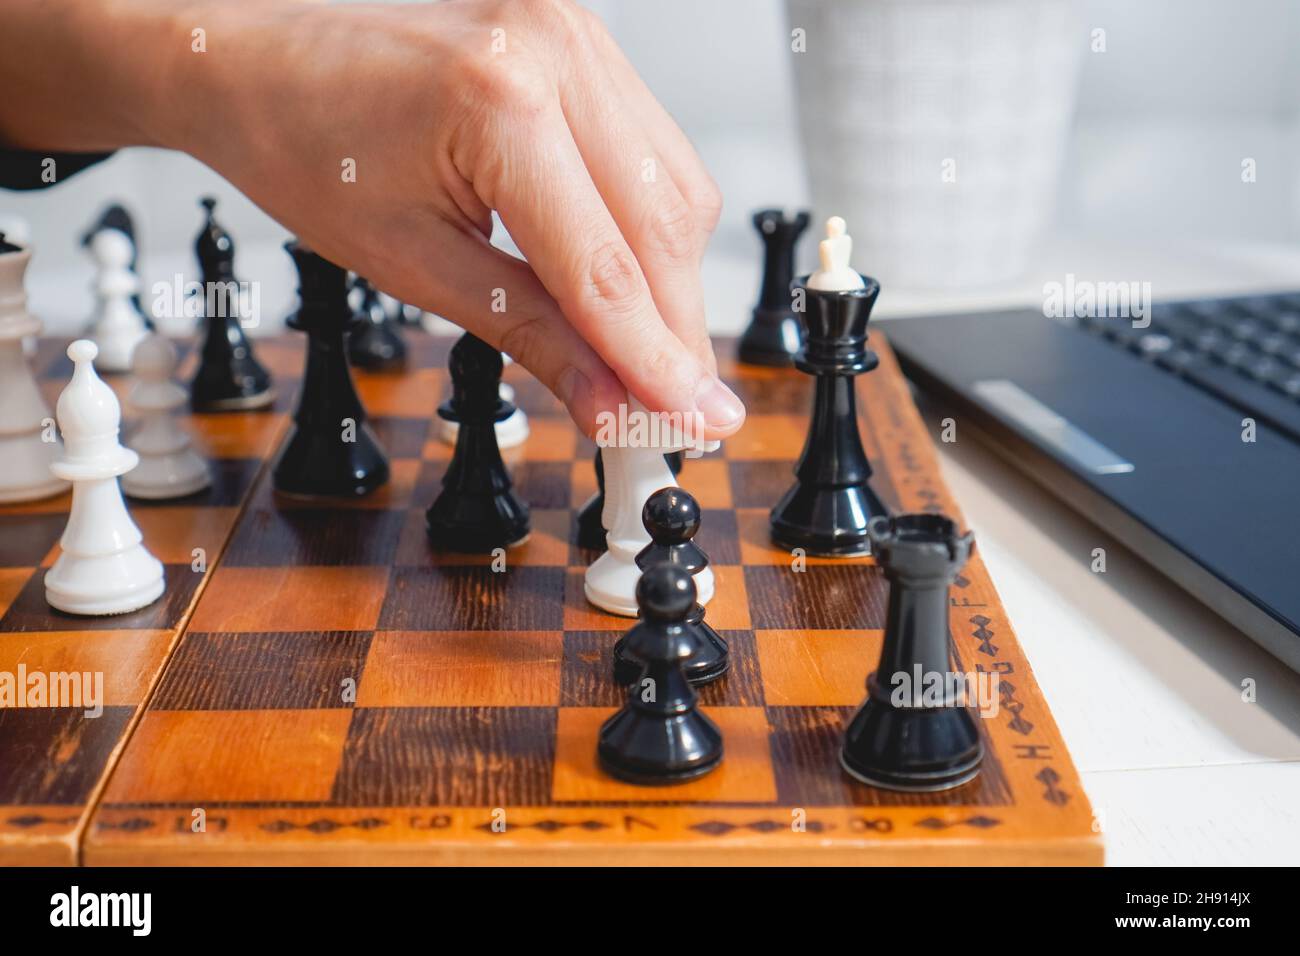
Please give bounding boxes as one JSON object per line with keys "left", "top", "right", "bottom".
{"left": 426, "top": 332, "right": 530, "bottom": 551}
{"left": 738, "top": 208, "right": 810, "bottom": 366}
{"left": 273, "top": 241, "right": 389, "bottom": 498}
{"left": 347, "top": 276, "right": 407, "bottom": 371}
{"left": 189, "top": 197, "right": 273, "bottom": 411}
{"left": 841, "top": 514, "right": 983, "bottom": 791}
{"left": 598, "top": 564, "right": 724, "bottom": 784}
{"left": 613, "top": 487, "right": 729, "bottom": 685}
{"left": 770, "top": 272, "right": 888, "bottom": 555}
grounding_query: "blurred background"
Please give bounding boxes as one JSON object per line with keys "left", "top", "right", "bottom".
{"left": 4, "top": 0, "right": 1300, "bottom": 334}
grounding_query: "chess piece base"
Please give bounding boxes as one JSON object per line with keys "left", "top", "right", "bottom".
{"left": 613, "top": 610, "right": 729, "bottom": 686}
{"left": 840, "top": 694, "right": 984, "bottom": 792}
{"left": 121, "top": 453, "right": 211, "bottom": 500}
{"left": 738, "top": 308, "right": 802, "bottom": 367}
{"left": 190, "top": 387, "right": 275, "bottom": 413}
{"left": 44, "top": 548, "right": 165, "bottom": 616}
{"left": 597, "top": 710, "right": 724, "bottom": 785}
{"left": 273, "top": 424, "right": 389, "bottom": 498}
{"left": 770, "top": 482, "right": 888, "bottom": 556}
{"left": 426, "top": 495, "right": 530, "bottom": 552}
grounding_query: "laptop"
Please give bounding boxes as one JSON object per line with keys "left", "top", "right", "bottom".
{"left": 882, "top": 292, "right": 1300, "bottom": 671}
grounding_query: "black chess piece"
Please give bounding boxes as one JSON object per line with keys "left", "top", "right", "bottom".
{"left": 426, "top": 332, "right": 530, "bottom": 551}
{"left": 189, "top": 197, "right": 273, "bottom": 411}
{"left": 738, "top": 208, "right": 811, "bottom": 366}
{"left": 347, "top": 276, "right": 407, "bottom": 370}
{"left": 841, "top": 514, "right": 983, "bottom": 791}
{"left": 598, "top": 563, "right": 724, "bottom": 784}
{"left": 769, "top": 268, "right": 887, "bottom": 555}
{"left": 613, "top": 487, "right": 729, "bottom": 686}
{"left": 273, "top": 241, "right": 389, "bottom": 497}
{"left": 576, "top": 449, "right": 684, "bottom": 552}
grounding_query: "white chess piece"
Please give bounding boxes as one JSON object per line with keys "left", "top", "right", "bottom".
{"left": 44, "top": 340, "right": 165, "bottom": 616}
{"left": 807, "top": 216, "right": 866, "bottom": 292}
{"left": 440, "top": 356, "right": 530, "bottom": 448}
{"left": 584, "top": 398, "right": 717, "bottom": 617}
{"left": 87, "top": 228, "right": 149, "bottom": 373}
{"left": 0, "top": 238, "right": 67, "bottom": 503}
{"left": 121, "top": 334, "right": 211, "bottom": 499}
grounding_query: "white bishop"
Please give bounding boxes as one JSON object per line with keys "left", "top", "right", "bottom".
{"left": 87, "top": 228, "right": 149, "bottom": 373}
{"left": 122, "top": 334, "right": 211, "bottom": 499}
{"left": 44, "top": 340, "right": 165, "bottom": 616}
{"left": 0, "top": 237, "right": 67, "bottom": 502}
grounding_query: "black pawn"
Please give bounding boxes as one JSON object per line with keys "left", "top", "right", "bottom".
{"left": 274, "top": 242, "right": 389, "bottom": 497}
{"left": 613, "top": 487, "right": 729, "bottom": 685}
{"left": 738, "top": 208, "right": 810, "bottom": 366}
{"left": 347, "top": 276, "right": 407, "bottom": 370}
{"left": 189, "top": 197, "right": 274, "bottom": 411}
{"left": 426, "top": 332, "right": 530, "bottom": 551}
{"left": 841, "top": 514, "right": 983, "bottom": 791}
{"left": 576, "top": 449, "right": 684, "bottom": 553}
{"left": 598, "top": 564, "right": 723, "bottom": 785}
{"left": 769, "top": 270, "right": 887, "bottom": 555}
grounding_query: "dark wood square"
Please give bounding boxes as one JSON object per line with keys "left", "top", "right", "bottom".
{"left": 151, "top": 630, "right": 374, "bottom": 710}
{"left": 223, "top": 507, "right": 405, "bottom": 567}
{"left": 766, "top": 706, "right": 1011, "bottom": 808}
{"left": 0, "top": 564, "right": 200, "bottom": 632}
{"left": 331, "top": 706, "right": 556, "bottom": 806}
{"left": 727, "top": 460, "right": 795, "bottom": 509}
{"left": 0, "top": 513, "right": 64, "bottom": 567}
{"left": 697, "top": 509, "right": 741, "bottom": 566}
{"left": 379, "top": 566, "right": 565, "bottom": 630}
{"left": 0, "top": 707, "right": 134, "bottom": 805}
{"left": 744, "top": 565, "right": 888, "bottom": 630}
{"left": 511, "top": 461, "right": 572, "bottom": 510}
{"left": 368, "top": 416, "right": 430, "bottom": 459}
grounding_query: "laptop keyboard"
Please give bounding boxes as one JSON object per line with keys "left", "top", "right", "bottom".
{"left": 1077, "top": 293, "right": 1300, "bottom": 443}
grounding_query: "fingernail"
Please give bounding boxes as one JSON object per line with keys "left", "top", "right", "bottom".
{"left": 694, "top": 376, "right": 745, "bottom": 430}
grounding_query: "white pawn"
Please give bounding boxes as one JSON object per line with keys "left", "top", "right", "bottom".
{"left": 0, "top": 237, "right": 67, "bottom": 503}
{"left": 807, "top": 216, "right": 867, "bottom": 293}
{"left": 45, "top": 340, "right": 165, "bottom": 616}
{"left": 121, "top": 334, "right": 210, "bottom": 499}
{"left": 87, "top": 228, "right": 149, "bottom": 373}
{"left": 584, "top": 398, "right": 717, "bottom": 617}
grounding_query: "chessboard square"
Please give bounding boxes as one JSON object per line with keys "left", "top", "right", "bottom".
{"left": 697, "top": 631, "right": 764, "bottom": 707}
{"left": 512, "top": 461, "right": 572, "bottom": 510}
{"left": 102, "top": 709, "right": 353, "bottom": 804}
{"left": 368, "top": 416, "right": 431, "bottom": 459}
{"left": 722, "top": 414, "right": 807, "bottom": 461}
{"left": 503, "top": 370, "right": 564, "bottom": 418}
{"left": 518, "top": 417, "right": 577, "bottom": 462}
{"left": 380, "top": 566, "right": 564, "bottom": 630}
{"left": 358, "top": 630, "right": 563, "bottom": 706}
{"left": 726, "top": 367, "right": 811, "bottom": 414}
{"left": 0, "top": 564, "right": 199, "bottom": 632}
{"left": 352, "top": 367, "right": 440, "bottom": 418}
{"left": 551, "top": 707, "right": 776, "bottom": 803}
{"left": 0, "top": 513, "right": 65, "bottom": 568}
{"left": 697, "top": 509, "right": 741, "bottom": 565}
{"left": 728, "top": 461, "right": 793, "bottom": 509}
{"left": 702, "top": 566, "right": 751, "bottom": 630}
{"left": 125, "top": 506, "right": 239, "bottom": 565}
{"left": 679, "top": 456, "right": 733, "bottom": 508}
{"left": 766, "top": 706, "right": 1009, "bottom": 807}
{"left": 332, "top": 706, "right": 555, "bottom": 806}
{"left": 756, "top": 630, "right": 878, "bottom": 706}
{"left": 223, "top": 507, "right": 405, "bottom": 566}
{"left": 0, "top": 707, "right": 134, "bottom": 805}
{"left": 189, "top": 566, "right": 388, "bottom": 632}
{"left": 0, "top": 568, "right": 31, "bottom": 617}
{"left": 151, "top": 630, "right": 374, "bottom": 710}
{"left": 745, "top": 565, "right": 887, "bottom": 630}
{"left": 569, "top": 458, "right": 596, "bottom": 505}
{"left": 562, "top": 569, "right": 627, "bottom": 631}
{"left": 188, "top": 410, "right": 286, "bottom": 459}
{"left": 0, "top": 629, "right": 172, "bottom": 706}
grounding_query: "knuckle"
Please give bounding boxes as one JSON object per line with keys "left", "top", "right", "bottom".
{"left": 687, "top": 177, "right": 724, "bottom": 232}
{"left": 497, "top": 313, "right": 550, "bottom": 372}
{"left": 646, "top": 198, "right": 698, "bottom": 265}
{"left": 584, "top": 241, "right": 645, "bottom": 318}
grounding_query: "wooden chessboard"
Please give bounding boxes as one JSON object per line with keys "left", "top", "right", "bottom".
{"left": 1, "top": 331, "right": 1102, "bottom": 866}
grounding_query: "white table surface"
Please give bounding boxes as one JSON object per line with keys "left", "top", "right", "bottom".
{"left": 23, "top": 227, "right": 1300, "bottom": 867}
